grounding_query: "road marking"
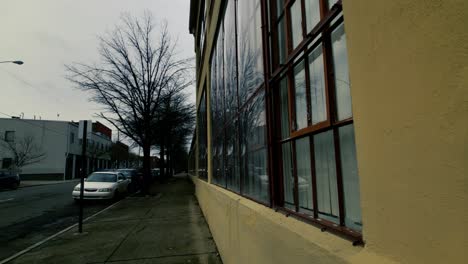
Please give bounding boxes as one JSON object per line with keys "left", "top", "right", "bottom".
{"left": 0, "top": 198, "right": 125, "bottom": 264}
{"left": 0, "top": 198, "right": 14, "bottom": 203}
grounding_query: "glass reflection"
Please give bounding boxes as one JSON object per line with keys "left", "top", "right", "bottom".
{"left": 328, "top": 0, "right": 338, "bottom": 9}
{"left": 308, "top": 44, "right": 327, "bottom": 124}
{"left": 331, "top": 23, "right": 352, "bottom": 121}
{"left": 290, "top": 0, "right": 302, "bottom": 49}
{"left": 314, "top": 130, "right": 339, "bottom": 223}
{"left": 339, "top": 124, "right": 362, "bottom": 230}
{"left": 294, "top": 61, "right": 307, "bottom": 130}
{"left": 224, "top": 1, "right": 236, "bottom": 121}
{"left": 282, "top": 142, "right": 294, "bottom": 208}
{"left": 305, "top": 0, "right": 321, "bottom": 33}
{"left": 237, "top": 0, "right": 264, "bottom": 104}
{"left": 279, "top": 76, "right": 289, "bottom": 138}
{"left": 296, "top": 137, "right": 313, "bottom": 214}
{"left": 226, "top": 120, "right": 240, "bottom": 192}
{"left": 277, "top": 17, "right": 286, "bottom": 65}
{"left": 240, "top": 91, "right": 269, "bottom": 202}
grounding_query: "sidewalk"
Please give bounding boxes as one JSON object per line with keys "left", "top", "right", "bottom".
{"left": 6, "top": 174, "right": 222, "bottom": 264}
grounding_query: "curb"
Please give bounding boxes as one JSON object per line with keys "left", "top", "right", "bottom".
{"left": 19, "top": 180, "right": 80, "bottom": 189}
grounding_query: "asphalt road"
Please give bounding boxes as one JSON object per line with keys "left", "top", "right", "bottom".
{"left": 0, "top": 181, "right": 115, "bottom": 260}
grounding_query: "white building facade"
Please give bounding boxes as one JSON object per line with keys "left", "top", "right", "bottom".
{"left": 0, "top": 118, "right": 112, "bottom": 180}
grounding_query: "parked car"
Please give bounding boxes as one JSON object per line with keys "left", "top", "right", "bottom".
{"left": 151, "top": 168, "right": 161, "bottom": 179}
{"left": 72, "top": 171, "right": 130, "bottom": 201}
{"left": 116, "top": 168, "right": 139, "bottom": 192}
{"left": 0, "top": 170, "right": 20, "bottom": 189}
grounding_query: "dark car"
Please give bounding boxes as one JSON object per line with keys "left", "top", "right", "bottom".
{"left": 0, "top": 170, "right": 20, "bottom": 189}
{"left": 116, "top": 169, "right": 139, "bottom": 192}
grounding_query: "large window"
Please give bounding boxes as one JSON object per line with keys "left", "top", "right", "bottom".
{"left": 199, "top": 0, "right": 361, "bottom": 241}
{"left": 198, "top": 88, "right": 207, "bottom": 180}
{"left": 271, "top": 0, "right": 363, "bottom": 237}
{"left": 210, "top": 0, "right": 268, "bottom": 203}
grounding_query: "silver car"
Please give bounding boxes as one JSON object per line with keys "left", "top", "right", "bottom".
{"left": 72, "top": 172, "right": 130, "bottom": 201}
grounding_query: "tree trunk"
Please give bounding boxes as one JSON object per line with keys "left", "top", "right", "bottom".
{"left": 160, "top": 142, "right": 165, "bottom": 178}
{"left": 142, "top": 144, "right": 151, "bottom": 195}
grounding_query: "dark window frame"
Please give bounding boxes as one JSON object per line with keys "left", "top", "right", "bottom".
{"left": 268, "top": 0, "right": 363, "bottom": 243}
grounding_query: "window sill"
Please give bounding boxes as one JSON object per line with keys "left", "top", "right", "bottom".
{"left": 275, "top": 206, "right": 364, "bottom": 246}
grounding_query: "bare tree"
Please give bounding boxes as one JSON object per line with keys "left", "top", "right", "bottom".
{"left": 0, "top": 135, "right": 46, "bottom": 171}
{"left": 66, "top": 12, "right": 193, "bottom": 192}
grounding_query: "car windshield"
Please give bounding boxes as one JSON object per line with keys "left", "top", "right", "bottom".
{"left": 87, "top": 173, "right": 117, "bottom": 183}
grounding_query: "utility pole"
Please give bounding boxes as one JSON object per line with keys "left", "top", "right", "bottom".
{"left": 78, "top": 120, "right": 88, "bottom": 233}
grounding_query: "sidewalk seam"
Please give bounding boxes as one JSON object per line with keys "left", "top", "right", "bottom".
{"left": 103, "top": 193, "right": 162, "bottom": 263}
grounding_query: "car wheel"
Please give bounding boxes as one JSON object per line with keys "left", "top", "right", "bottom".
{"left": 113, "top": 190, "right": 119, "bottom": 200}
{"left": 74, "top": 198, "right": 80, "bottom": 204}
{"left": 10, "top": 182, "right": 19, "bottom": 190}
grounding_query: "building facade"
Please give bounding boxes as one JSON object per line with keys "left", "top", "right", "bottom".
{"left": 188, "top": 0, "right": 468, "bottom": 263}
{"left": 0, "top": 118, "right": 112, "bottom": 180}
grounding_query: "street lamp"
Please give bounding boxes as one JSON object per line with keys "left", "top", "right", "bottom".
{"left": 0, "top": 60, "right": 24, "bottom": 65}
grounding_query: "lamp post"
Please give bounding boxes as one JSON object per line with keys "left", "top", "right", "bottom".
{"left": 0, "top": 60, "right": 24, "bottom": 65}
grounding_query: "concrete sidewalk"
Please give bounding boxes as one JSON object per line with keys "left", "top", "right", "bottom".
{"left": 6, "top": 174, "right": 222, "bottom": 264}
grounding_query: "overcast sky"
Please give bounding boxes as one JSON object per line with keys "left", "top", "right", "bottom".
{"left": 0, "top": 0, "right": 195, "bottom": 146}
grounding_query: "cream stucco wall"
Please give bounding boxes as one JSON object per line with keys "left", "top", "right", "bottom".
{"left": 192, "top": 176, "right": 400, "bottom": 264}
{"left": 343, "top": 0, "right": 468, "bottom": 263}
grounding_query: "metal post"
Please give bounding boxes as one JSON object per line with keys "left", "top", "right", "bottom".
{"left": 78, "top": 121, "right": 88, "bottom": 233}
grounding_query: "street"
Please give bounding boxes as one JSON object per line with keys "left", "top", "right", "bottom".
{"left": 0, "top": 181, "right": 114, "bottom": 260}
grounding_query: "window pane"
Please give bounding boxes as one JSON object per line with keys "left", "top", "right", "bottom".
{"left": 296, "top": 137, "right": 313, "bottom": 214}
{"left": 314, "top": 130, "right": 339, "bottom": 223}
{"left": 237, "top": 0, "right": 264, "bottom": 104}
{"left": 215, "top": 24, "right": 225, "bottom": 131}
{"left": 276, "top": 0, "right": 284, "bottom": 17}
{"left": 331, "top": 23, "right": 352, "bottom": 121}
{"left": 240, "top": 91, "right": 269, "bottom": 202}
{"left": 282, "top": 142, "right": 295, "bottom": 208}
{"left": 339, "top": 124, "right": 362, "bottom": 231}
{"left": 277, "top": 17, "right": 286, "bottom": 65}
{"left": 210, "top": 41, "right": 218, "bottom": 137}
{"left": 197, "top": 90, "right": 208, "bottom": 180}
{"left": 305, "top": 0, "right": 321, "bottom": 33}
{"left": 224, "top": 1, "right": 237, "bottom": 120}
{"left": 289, "top": 0, "right": 302, "bottom": 49}
{"left": 308, "top": 44, "right": 327, "bottom": 124}
{"left": 226, "top": 120, "right": 240, "bottom": 192}
{"left": 328, "top": 0, "right": 338, "bottom": 9}
{"left": 294, "top": 61, "right": 307, "bottom": 130}
{"left": 279, "top": 76, "right": 290, "bottom": 138}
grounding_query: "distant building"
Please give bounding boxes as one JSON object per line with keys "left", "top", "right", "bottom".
{"left": 0, "top": 118, "right": 113, "bottom": 180}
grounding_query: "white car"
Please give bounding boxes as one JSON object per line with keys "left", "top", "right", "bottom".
{"left": 72, "top": 171, "right": 130, "bottom": 201}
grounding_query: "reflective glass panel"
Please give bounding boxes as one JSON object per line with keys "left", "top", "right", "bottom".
{"left": 240, "top": 91, "right": 269, "bottom": 202}
{"left": 296, "top": 136, "right": 313, "bottom": 214}
{"left": 308, "top": 44, "right": 327, "bottom": 124}
{"left": 331, "top": 23, "right": 352, "bottom": 121}
{"left": 279, "top": 76, "right": 289, "bottom": 138}
{"left": 314, "top": 130, "right": 339, "bottom": 223}
{"left": 282, "top": 142, "right": 294, "bottom": 208}
{"left": 290, "top": 0, "right": 302, "bottom": 49}
{"left": 224, "top": 1, "right": 236, "bottom": 120}
{"left": 237, "top": 0, "right": 264, "bottom": 104}
{"left": 305, "top": 0, "right": 321, "bottom": 33}
{"left": 294, "top": 61, "right": 307, "bottom": 130}
{"left": 339, "top": 124, "right": 362, "bottom": 230}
